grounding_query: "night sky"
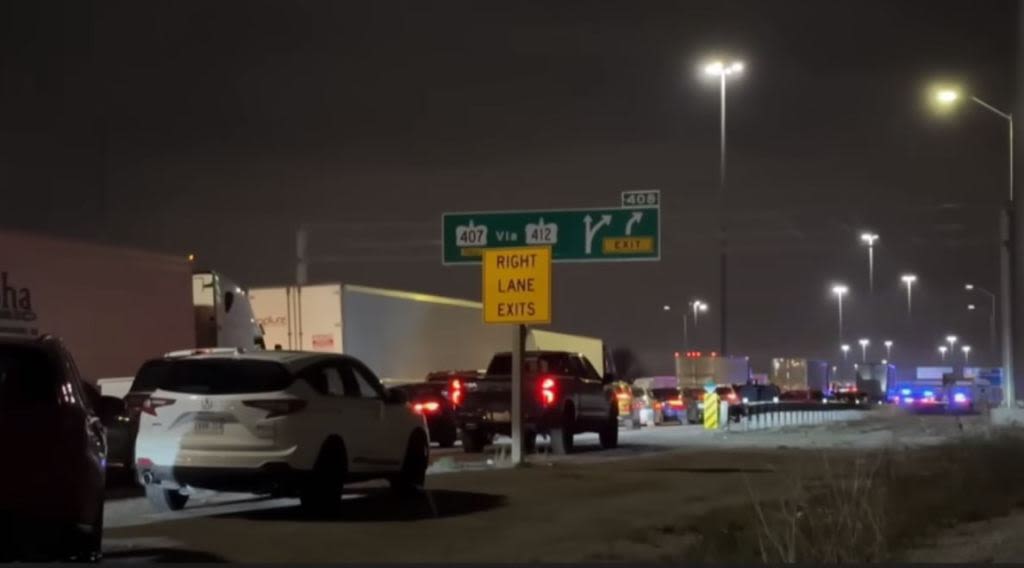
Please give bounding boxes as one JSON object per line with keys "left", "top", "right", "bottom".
{"left": 1, "top": 0, "right": 1017, "bottom": 376}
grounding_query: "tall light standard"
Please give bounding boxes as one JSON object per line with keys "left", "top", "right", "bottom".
{"left": 841, "top": 343, "right": 850, "bottom": 380}
{"left": 946, "top": 335, "right": 958, "bottom": 361}
{"left": 965, "top": 283, "right": 997, "bottom": 355}
{"left": 860, "top": 233, "right": 880, "bottom": 294}
{"left": 884, "top": 340, "right": 893, "bottom": 360}
{"left": 663, "top": 304, "right": 690, "bottom": 351}
{"left": 691, "top": 299, "right": 709, "bottom": 328}
{"left": 832, "top": 284, "right": 848, "bottom": 344}
{"left": 703, "top": 58, "right": 744, "bottom": 356}
{"left": 939, "top": 345, "right": 949, "bottom": 362}
{"left": 933, "top": 85, "right": 1014, "bottom": 408}
{"left": 901, "top": 274, "right": 917, "bottom": 317}
{"left": 962, "top": 345, "right": 972, "bottom": 366}
{"left": 859, "top": 338, "right": 870, "bottom": 363}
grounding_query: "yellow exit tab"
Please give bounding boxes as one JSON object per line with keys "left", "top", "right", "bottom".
{"left": 482, "top": 246, "right": 552, "bottom": 325}
{"left": 602, "top": 237, "right": 654, "bottom": 254}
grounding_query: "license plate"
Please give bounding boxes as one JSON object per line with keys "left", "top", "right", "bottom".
{"left": 194, "top": 420, "right": 224, "bottom": 435}
{"left": 488, "top": 411, "right": 511, "bottom": 423}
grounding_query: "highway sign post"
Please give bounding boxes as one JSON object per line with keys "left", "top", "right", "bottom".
{"left": 443, "top": 206, "right": 660, "bottom": 264}
{"left": 457, "top": 193, "right": 661, "bottom": 465}
{"left": 482, "top": 246, "right": 553, "bottom": 466}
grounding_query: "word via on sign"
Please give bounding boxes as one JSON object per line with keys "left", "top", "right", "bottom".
{"left": 482, "top": 246, "right": 552, "bottom": 325}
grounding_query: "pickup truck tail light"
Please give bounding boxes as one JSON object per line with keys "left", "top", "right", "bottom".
{"left": 449, "top": 379, "right": 463, "bottom": 406}
{"left": 667, "top": 398, "right": 684, "bottom": 408}
{"left": 540, "top": 376, "right": 556, "bottom": 407}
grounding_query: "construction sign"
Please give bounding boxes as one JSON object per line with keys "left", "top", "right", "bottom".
{"left": 482, "top": 246, "right": 552, "bottom": 325}
{"left": 703, "top": 392, "right": 720, "bottom": 430}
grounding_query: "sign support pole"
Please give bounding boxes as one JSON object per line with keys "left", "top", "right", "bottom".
{"left": 511, "top": 324, "right": 526, "bottom": 466}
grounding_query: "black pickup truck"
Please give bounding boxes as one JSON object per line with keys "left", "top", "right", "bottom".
{"left": 455, "top": 351, "right": 619, "bottom": 454}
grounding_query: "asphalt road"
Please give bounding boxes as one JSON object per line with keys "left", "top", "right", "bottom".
{"left": 101, "top": 408, "right": 979, "bottom": 563}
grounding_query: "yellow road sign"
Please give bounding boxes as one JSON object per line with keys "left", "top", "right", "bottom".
{"left": 482, "top": 246, "right": 552, "bottom": 324}
{"left": 703, "top": 392, "right": 720, "bottom": 430}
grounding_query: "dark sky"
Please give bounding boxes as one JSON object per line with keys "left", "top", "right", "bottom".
{"left": 1, "top": 0, "right": 1017, "bottom": 375}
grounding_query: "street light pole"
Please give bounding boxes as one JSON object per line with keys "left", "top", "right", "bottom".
{"left": 832, "top": 284, "right": 848, "bottom": 345}
{"left": 703, "top": 59, "right": 743, "bottom": 356}
{"left": 933, "top": 87, "right": 1014, "bottom": 408}
{"left": 861, "top": 233, "right": 879, "bottom": 294}
{"left": 901, "top": 274, "right": 917, "bottom": 318}
{"left": 859, "top": 338, "right": 870, "bottom": 363}
{"left": 885, "top": 340, "right": 893, "bottom": 360}
{"left": 966, "top": 284, "right": 998, "bottom": 355}
{"left": 939, "top": 345, "right": 948, "bottom": 362}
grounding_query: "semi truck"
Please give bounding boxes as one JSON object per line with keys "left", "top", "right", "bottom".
{"left": 0, "top": 229, "right": 264, "bottom": 396}
{"left": 248, "top": 283, "right": 606, "bottom": 383}
{"left": 769, "top": 358, "right": 831, "bottom": 393}
{"left": 674, "top": 352, "right": 750, "bottom": 388}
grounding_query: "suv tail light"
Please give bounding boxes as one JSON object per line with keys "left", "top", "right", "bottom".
{"left": 449, "top": 379, "right": 463, "bottom": 406}
{"left": 243, "top": 399, "right": 307, "bottom": 418}
{"left": 141, "top": 397, "right": 176, "bottom": 416}
{"left": 667, "top": 398, "right": 684, "bottom": 408}
{"left": 540, "top": 376, "right": 556, "bottom": 407}
{"left": 413, "top": 401, "right": 441, "bottom": 414}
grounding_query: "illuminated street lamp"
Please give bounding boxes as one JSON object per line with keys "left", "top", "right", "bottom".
{"left": 702, "top": 57, "right": 744, "bottom": 357}
{"left": 939, "top": 345, "right": 948, "bottom": 362}
{"left": 946, "top": 335, "right": 958, "bottom": 351}
{"left": 884, "top": 340, "right": 893, "bottom": 360}
{"left": 858, "top": 338, "right": 870, "bottom": 363}
{"left": 962, "top": 345, "right": 972, "bottom": 366}
{"left": 860, "top": 233, "right": 880, "bottom": 294}
{"left": 841, "top": 344, "right": 850, "bottom": 360}
{"left": 832, "top": 284, "right": 848, "bottom": 344}
{"left": 933, "top": 84, "right": 1014, "bottom": 408}
{"left": 964, "top": 283, "right": 997, "bottom": 355}
{"left": 900, "top": 274, "right": 917, "bottom": 317}
{"left": 691, "top": 299, "right": 709, "bottom": 327}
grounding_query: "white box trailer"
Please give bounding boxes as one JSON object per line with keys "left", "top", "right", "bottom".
{"left": 248, "top": 283, "right": 605, "bottom": 383}
{"left": 0, "top": 229, "right": 264, "bottom": 395}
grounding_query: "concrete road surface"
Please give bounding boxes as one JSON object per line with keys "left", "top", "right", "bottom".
{"left": 102, "top": 409, "right": 983, "bottom": 563}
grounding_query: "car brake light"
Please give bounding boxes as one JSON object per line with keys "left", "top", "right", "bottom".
{"left": 141, "top": 397, "right": 175, "bottom": 416}
{"left": 136, "top": 457, "right": 154, "bottom": 469}
{"left": 413, "top": 401, "right": 441, "bottom": 414}
{"left": 615, "top": 392, "right": 631, "bottom": 400}
{"left": 540, "top": 376, "right": 556, "bottom": 407}
{"left": 449, "top": 379, "right": 463, "bottom": 406}
{"left": 243, "top": 399, "right": 307, "bottom": 418}
{"left": 667, "top": 398, "right": 684, "bottom": 408}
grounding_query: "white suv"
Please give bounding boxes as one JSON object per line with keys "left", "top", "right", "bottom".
{"left": 133, "top": 350, "right": 427, "bottom": 513}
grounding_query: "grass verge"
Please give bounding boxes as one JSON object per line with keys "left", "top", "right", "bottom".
{"left": 681, "top": 428, "right": 1024, "bottom": 563}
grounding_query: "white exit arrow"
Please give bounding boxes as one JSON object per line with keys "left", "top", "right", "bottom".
{"left": 625, "top": 211, "right": 643, "bottom": 235}
{"left": 584, "top": 214, "right": 612, "bottom": 254}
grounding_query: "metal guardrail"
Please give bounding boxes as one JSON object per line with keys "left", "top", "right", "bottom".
{"left": 728, "top": 399, "right": 870, "bottom": 430}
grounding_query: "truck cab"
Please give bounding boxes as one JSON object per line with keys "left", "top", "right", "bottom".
{"left": 192, "top": 272, "right": 265, "bottom": 351}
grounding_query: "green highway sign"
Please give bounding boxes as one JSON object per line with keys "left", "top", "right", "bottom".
{"left": 442, "top": 205, "right": 660, "bottom": 264}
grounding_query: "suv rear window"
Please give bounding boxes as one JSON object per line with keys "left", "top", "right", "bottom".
{"left": 132, "top": 359, "right": 293, "bottom": 395}
{"left": 0, "top": 345, "right": 60, "bottom": 405}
